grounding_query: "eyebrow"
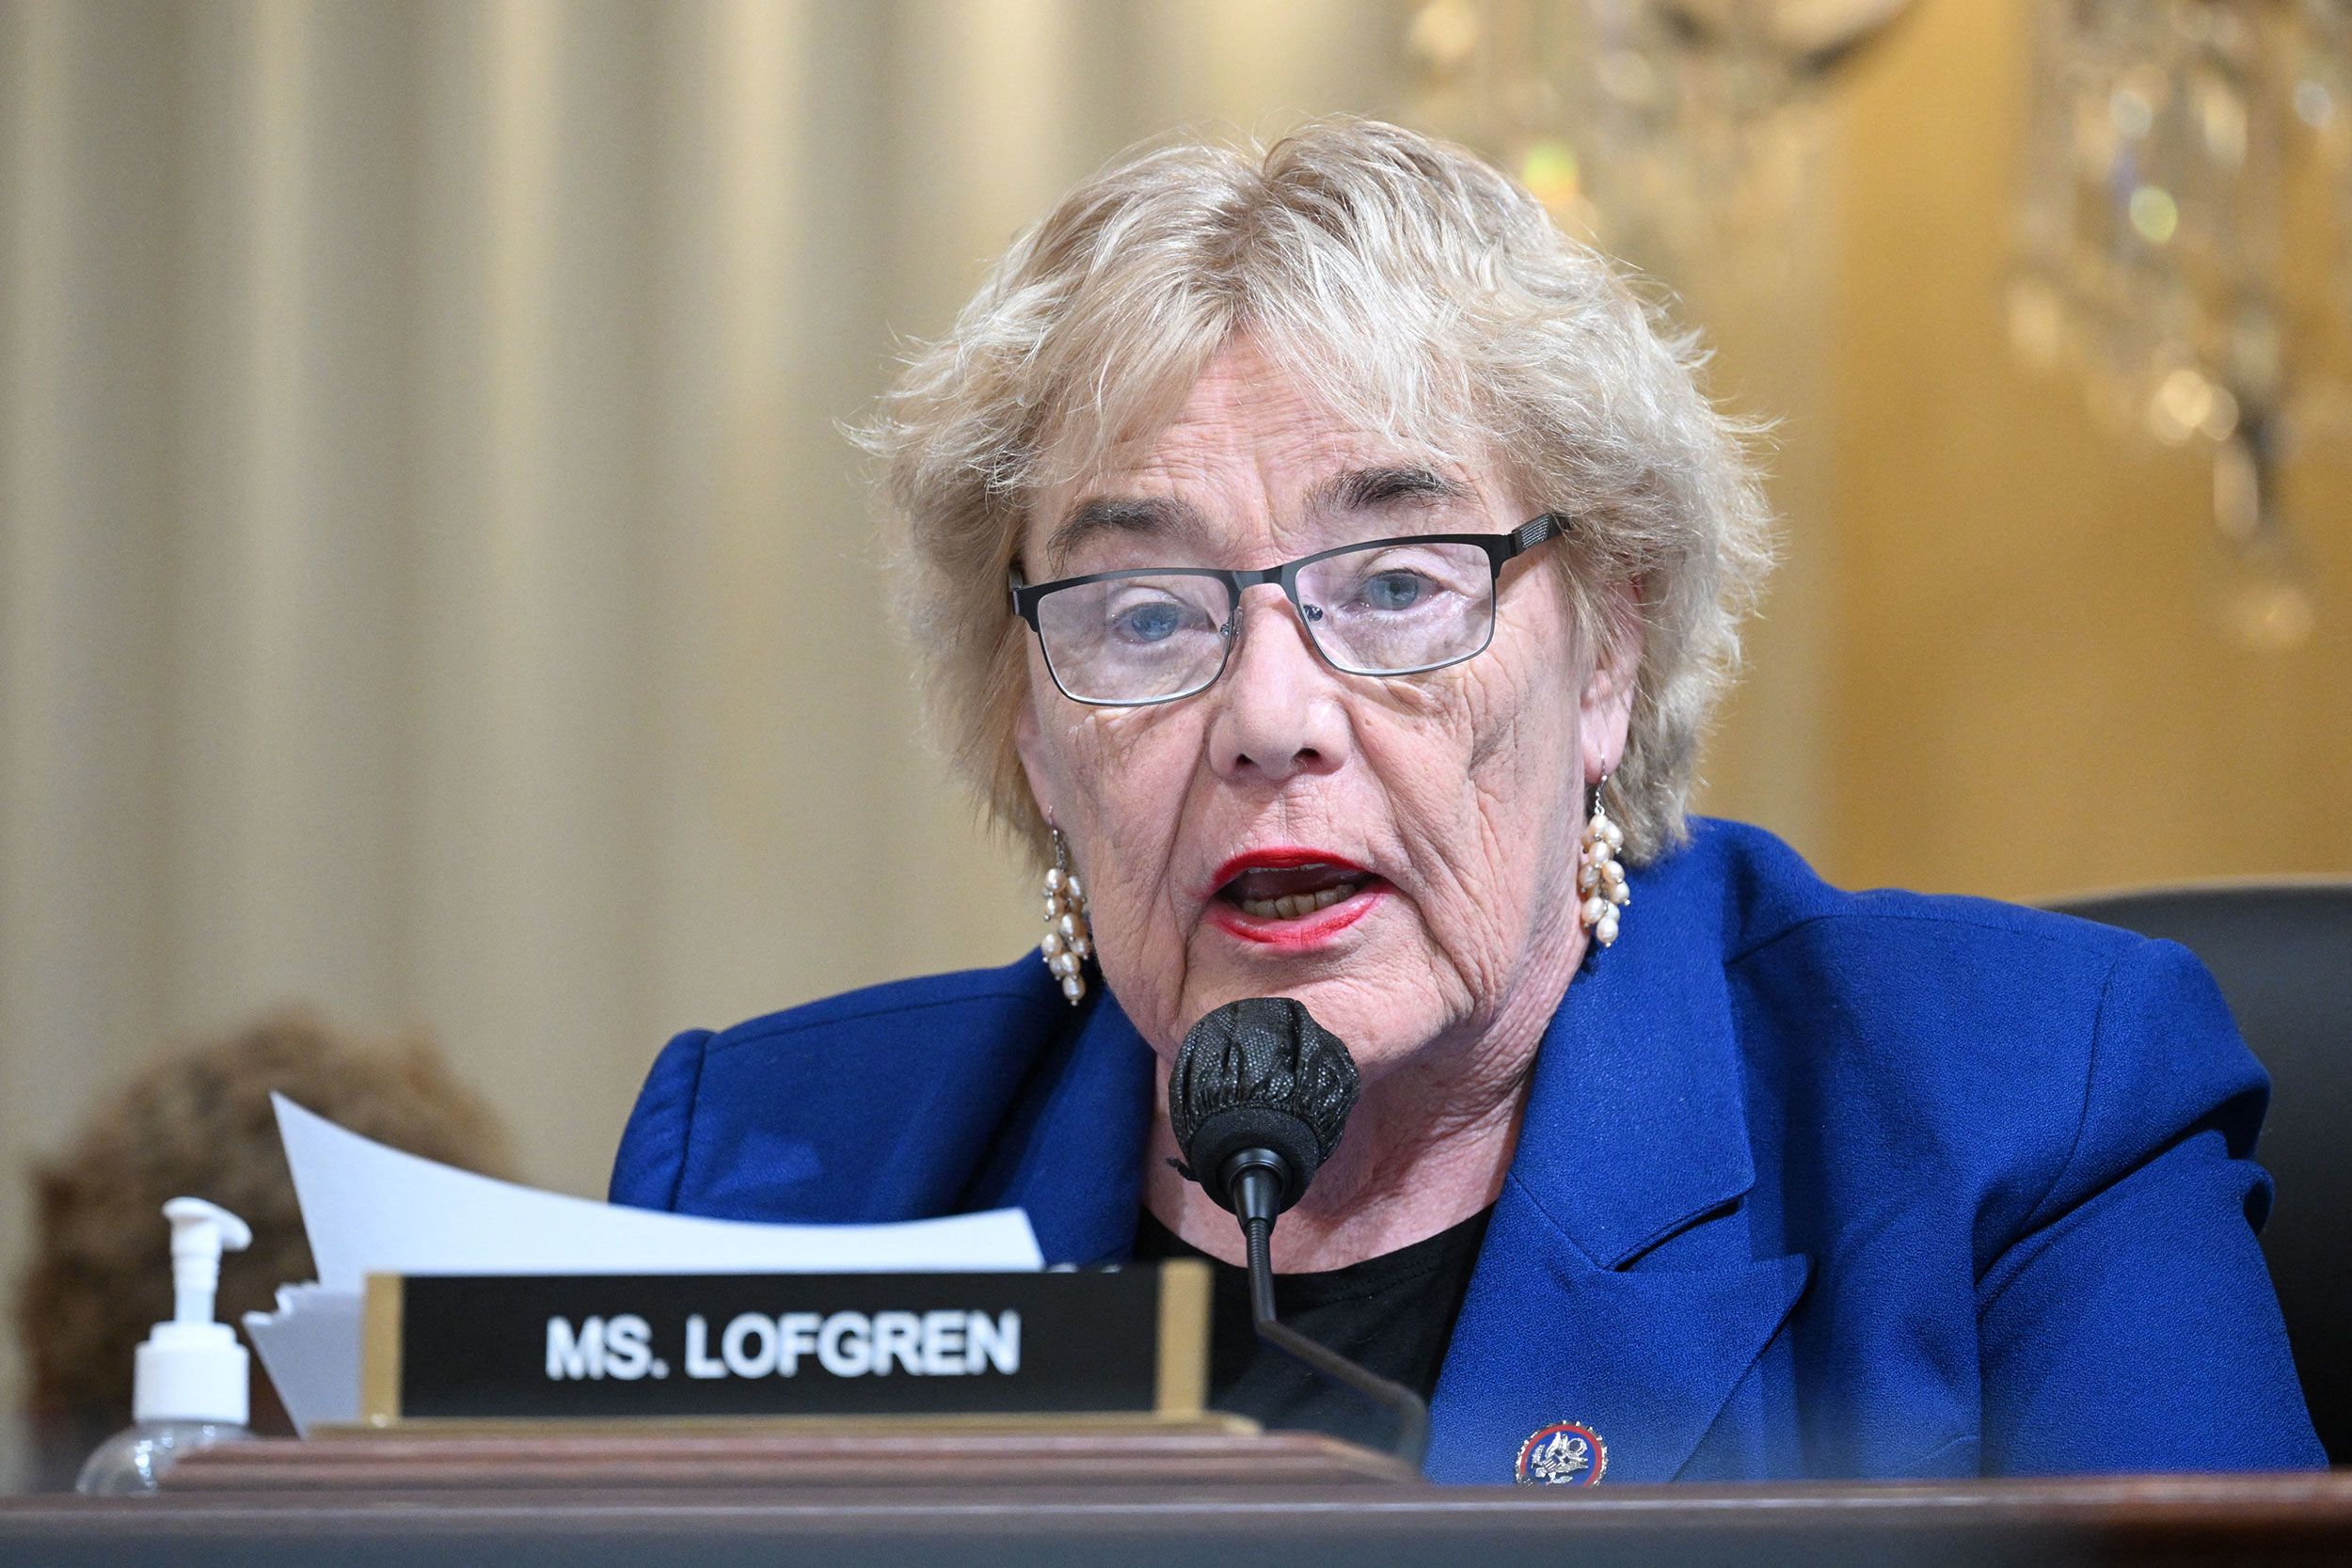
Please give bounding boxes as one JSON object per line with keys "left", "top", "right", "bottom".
{"left": 1038, "top": 467, "right": 1473, "bottom": 576}
{"left": 1041, "top": 494, "right": 1212, "bottom": 575}
{"left": 1307, "top": 466, "right": 1477, "bottom": 515}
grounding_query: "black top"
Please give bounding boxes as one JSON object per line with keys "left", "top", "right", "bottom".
{"left": 1131, "top": 1205, "right": 1494, "bottom": 1451}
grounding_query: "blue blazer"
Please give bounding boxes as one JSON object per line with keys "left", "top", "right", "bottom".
{"left": 610, "top": 818, "right": 2324, "bottom": 1482}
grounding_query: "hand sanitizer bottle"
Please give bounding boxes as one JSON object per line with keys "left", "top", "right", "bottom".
{"left": 75, "top": 1197, "right": 256, "bottom": 1496}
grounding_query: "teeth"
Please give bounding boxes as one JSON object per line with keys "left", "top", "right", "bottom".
{"left": 1238, "top": 880, "right": 1359, "bottom": 920}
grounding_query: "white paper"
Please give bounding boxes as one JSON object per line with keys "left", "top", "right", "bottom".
{"left": 271, "top": 1092, "right": 1043, "bottom": 1288}
{"left": 243, "top": 1285, "right": 363, "bottom": 1433}
{"left": 246, "top": 1094, "right": 1044, "bottom": 1433}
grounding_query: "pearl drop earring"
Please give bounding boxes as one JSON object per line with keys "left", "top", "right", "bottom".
{"left": 1041, "top": 827, "right": 1093, "bottom": 1006}
{"left": 1578, "top": 775, "right": 1629, "bottom": 948}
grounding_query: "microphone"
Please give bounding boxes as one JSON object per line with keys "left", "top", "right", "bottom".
{"left": 1167, "top": 996, "right": 1431, "bottom": 1466}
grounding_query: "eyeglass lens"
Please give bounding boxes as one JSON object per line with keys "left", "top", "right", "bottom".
{"left": 1033, "top": 539, "right": 1500, "bottom": 705}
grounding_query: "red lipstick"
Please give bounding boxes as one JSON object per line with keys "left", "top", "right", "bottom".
{"left": 1206, "top": 847, "right": 1371, "bottom": 889}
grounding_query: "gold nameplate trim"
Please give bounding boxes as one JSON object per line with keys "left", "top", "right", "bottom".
{"left": 359, "top": 1273, "right": 405, "bottom": 1426}
{"left": 1153, "top": 1259, "right": 1211, "bottom": 1418}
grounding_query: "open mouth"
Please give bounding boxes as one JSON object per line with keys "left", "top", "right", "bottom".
{"left": 1206, "top": 850, "right": 1388, "bottom": 942}
{"left": 1219, "top": 863, "right": 1371, "bottom": 918}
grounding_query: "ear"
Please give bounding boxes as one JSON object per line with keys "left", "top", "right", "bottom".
{"left": 1578, "top": 578, "right": 1645, "bottom": 782}
{"left": 1013, "top": 683, "right": 1057, "bottom": 832}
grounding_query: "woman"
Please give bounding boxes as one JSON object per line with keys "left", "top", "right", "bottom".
{"left": 611, "top": 119, "right": 2321, "bottom": 1482}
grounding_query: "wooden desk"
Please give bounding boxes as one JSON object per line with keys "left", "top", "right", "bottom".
{"left": 2, "top": 1438, "right": 2345, "bottom": 1568}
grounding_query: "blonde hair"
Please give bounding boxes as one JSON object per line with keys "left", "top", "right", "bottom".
{"left": 860, "top": 116, "right": 1773, "bottom": 863}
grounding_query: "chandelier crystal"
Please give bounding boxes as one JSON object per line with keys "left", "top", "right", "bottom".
{"left": 2010, "top": 0, "right": 2351, "bottom": 649}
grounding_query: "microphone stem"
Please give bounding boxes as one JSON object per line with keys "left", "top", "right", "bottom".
{"left": 1242, "top": 1213, "right": 1431, "bottom": 1469}
{"left": 1245, "top": 1212, "right": 1279, "bottom": 1323}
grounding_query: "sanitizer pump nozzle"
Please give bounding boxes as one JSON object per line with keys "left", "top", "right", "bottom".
{"left": 137, "top": 1197, "right": 254, "bottom": 1425}
{"left": 75, "top": 1197, "right": 258, "bottom": 1496}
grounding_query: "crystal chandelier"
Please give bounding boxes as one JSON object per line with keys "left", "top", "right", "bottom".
{"left": 1406, "top": 0, "right": 1915, "bottom": 288}
{"left": 2010, "top": 0, "right": 2352, "bottom": 650}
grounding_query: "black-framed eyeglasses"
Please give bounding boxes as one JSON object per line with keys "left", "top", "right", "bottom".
{"left": 1009, "top": 513, "right": 1569, "bottom": 707}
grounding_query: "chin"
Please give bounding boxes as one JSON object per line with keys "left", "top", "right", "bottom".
{"left": 1173, "top": 951, "right": 1439, "bottom": 1082}
{"left": 1134, "top": 886, "right": 1469, "bottom": 1073}
{"left": 1281, "top": 989, "right": 1433, "bottom": 1082}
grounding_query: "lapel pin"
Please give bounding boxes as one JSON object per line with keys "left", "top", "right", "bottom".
{"left": 1516, "top": 1420, "right": 1607, "bottom": 1485}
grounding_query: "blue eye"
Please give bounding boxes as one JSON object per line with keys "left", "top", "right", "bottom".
{"left": 1363, "top": 571, "right": 1427, "bottom": 611}
{"left": 1113, "top": 600, "right": 1185, "bottom": 643}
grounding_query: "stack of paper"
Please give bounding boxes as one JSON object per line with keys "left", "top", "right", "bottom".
{"left": 243, "top": 1095, "right": 1043, "bottom": 1433}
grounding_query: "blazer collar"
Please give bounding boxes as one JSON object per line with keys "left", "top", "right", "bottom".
{"left": 959, "top": 976, "right": 1156, "bottom": 1267}
{"left": 1427, "top": 825, "right": 1811, "bottom": 1482}
{"left": 1507, "top": 823, "right": 1754, "bottom": 1269}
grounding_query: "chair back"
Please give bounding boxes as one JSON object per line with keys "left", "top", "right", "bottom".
{"left": 2045, "top": 881, "right": 2352, "bottom": 1465}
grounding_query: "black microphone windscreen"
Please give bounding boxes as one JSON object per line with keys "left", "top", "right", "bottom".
{"left": 1168, "top": 996, "right": 1359, "bottom": 1212}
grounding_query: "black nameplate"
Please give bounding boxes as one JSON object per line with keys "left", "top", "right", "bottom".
{"left": 359, "top": 1266, "right": 1210, "bottom": 1425}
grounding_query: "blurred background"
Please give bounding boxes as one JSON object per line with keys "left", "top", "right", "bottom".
{"left": 2, "top": 0, "right": 2347, "bottom": 1473}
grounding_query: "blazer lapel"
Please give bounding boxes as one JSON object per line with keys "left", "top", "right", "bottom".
{"left": 1428, "top": 1189, "right": 1809, "bottom": 1482}
{"left": 1427, "top": 837, "right": 1811, "bottom": 1483}
{"left": 958, "top": 978, "right": 1157, "bottom": 1266}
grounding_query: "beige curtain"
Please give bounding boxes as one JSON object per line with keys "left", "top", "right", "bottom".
{"left": 0, "top": 0, "right": 1435, "bottom": 1446}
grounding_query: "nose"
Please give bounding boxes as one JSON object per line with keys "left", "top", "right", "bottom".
{"left": 1206, "top": 585, "right": 1350, "bottom": 785}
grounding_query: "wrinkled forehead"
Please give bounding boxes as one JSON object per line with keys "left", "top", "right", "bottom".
{"left": 1021, "top": 335, "right": 1502, "bottom": 578}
